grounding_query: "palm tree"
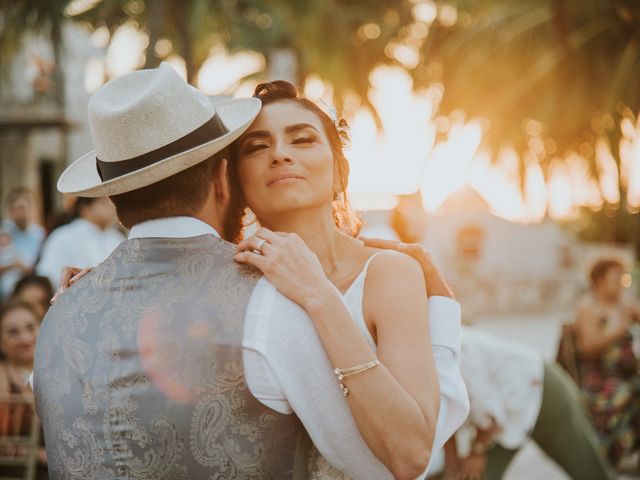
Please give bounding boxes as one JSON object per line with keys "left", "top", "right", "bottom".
{"left": 420, "top": 0, "right": 640, "bottom": 249}
{"left": 421, "top": 0, "right": 640, "bottom": 188}
{"left": 0, "top": 0, "right": 71, "bottom": 104}
{"left": 69, "top": 0, "right": 237, "bottom": 84}
{"left": 1, "top": 0, "right": 414, "bottom": 101}
{"left": 225, "top": 0, "right": 413, "bottom": 116}
{"left": 1, "top": 0, "right": 245, "bottom": 85}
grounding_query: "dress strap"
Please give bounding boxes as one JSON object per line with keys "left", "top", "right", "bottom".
{"left": 361, "top": 251, "right": 384, "bottom": 277}
{"left": 343, "top": 251, "right": 385, "bottom": 297}
{"left": 340, "top": 251, "right": 385, "bottom": 350}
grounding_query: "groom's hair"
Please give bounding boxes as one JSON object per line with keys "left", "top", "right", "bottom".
{"left": 110, "top": 148, "right": 228, "bottom": 229}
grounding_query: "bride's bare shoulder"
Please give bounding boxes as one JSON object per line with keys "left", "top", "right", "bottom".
{"left": 361, "top": 246, "right": 424, "bottom": 288}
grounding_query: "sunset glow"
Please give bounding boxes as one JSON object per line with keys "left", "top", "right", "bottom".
{"left": 85, "top": 24, "right": 640, "bottom": 223}
{"left": 620, "top": 117, "right": 640, "bottom": 210}
{"left": 197, "top": 47, "right": 265, "bottom": 94}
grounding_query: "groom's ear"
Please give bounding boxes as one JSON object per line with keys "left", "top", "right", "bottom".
{"left": 212, "top": 157, "right": 231, "bottom": 209}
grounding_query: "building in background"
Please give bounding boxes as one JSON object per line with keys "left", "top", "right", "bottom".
{"left": 361, "top": 185, "right": 635, "bottom": 320}
{"left": 0, "top": 25, "right": 99, "bottom": 225}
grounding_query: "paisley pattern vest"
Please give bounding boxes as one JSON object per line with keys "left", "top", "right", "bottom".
{"left": 34, "top": 235, "right": 307, "bottom": 479}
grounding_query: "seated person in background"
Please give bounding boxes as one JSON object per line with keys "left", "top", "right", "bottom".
{"left": 0, "top": 188, "right": 45, "bottom": 298}
{"left": 0, "top": 301, "right": 38, "bottom": 394}
{"left": 443, "top": 327, "right": 615, "bottom": 480}
{"left": 574, "top": 258, "right": 640, "bottom": 468}
{"left": 0, "top": 300, "right": 46, "bottom": 470}
{"left": 36, "top": 197, "right": 124, "bottom": 288}
{"left": 12, "top": 275, "right": 53, "bottom": 320}
{"left": 0, "top": 231, "right": 30, "bottom": 300}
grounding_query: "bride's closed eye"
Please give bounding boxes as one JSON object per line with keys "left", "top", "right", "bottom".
{"left": 242, "top": 135, "right": 317, "bottom": 154}
{"left": 242, "top": 140, "right": 270, "bottom": 154}
{"left": 291, "top": 134, "right": 318, "bottom": 145}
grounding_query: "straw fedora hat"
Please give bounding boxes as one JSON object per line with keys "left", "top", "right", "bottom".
{"left": 57, "top": 62, "right": 261, "bottom": 197}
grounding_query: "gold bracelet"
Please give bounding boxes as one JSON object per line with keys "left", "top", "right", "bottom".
{"left": 334, "top": 359, "right": 381, "bottom": 397}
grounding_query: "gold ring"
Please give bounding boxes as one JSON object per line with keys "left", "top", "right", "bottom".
{"left": 256, "top": 238, "right": 267, "bottom": 255}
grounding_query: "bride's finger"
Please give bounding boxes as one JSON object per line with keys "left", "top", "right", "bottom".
{"left": 50, "top": 287, "right": 64, "bottom": 305}
{"left": 359, "top": 237, "right": 400, "bottom": 250}
{"left": 236, "top": 236, "right": 272, "bottom": 254}
{"left": 255, "top": 227, "right": 280, "bottom": 243}
{"left": 234, "top": 250, "right": 270, "bottom": 271}
{"left": 69, "top": 267, "right": 92, "bottom": 285}
{"left": 59, "top": 266, "right": 82, "bottom": 290}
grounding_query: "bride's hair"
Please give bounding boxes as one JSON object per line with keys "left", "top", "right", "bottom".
{"left": 227, "top": 80, "right": 361, "bottom": 241}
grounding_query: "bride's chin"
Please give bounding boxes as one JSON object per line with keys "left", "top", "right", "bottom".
{"left": 252, "top": 192, "right": 330, "bottom": 217}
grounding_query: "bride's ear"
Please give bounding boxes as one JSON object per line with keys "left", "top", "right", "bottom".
{"left": 213, "top": 158, "right": 231, "bottom": 210}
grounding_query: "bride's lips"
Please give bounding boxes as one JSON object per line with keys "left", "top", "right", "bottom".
{"left": 266, "top": 173, "right": 306, "bottom": 186}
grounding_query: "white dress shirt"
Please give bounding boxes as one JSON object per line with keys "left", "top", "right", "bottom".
{"left": 37, "top": 218, "right": 124, "bottom": 287}
{"left": 458, "top": 327, "right": 544, "bottom": 450}
{"left": 128, "top": 216, "right": 469, "bottom": 479}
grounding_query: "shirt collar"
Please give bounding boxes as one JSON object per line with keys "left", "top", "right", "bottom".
{"left": 128, "top": 216, "right": 221, "bottom": 239}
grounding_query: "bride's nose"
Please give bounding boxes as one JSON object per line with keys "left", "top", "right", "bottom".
{"left": 270, "top": 145, "right": 293, "bottom": 166}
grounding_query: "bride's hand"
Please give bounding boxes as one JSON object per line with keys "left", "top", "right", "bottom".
{"left": 234, "top": 227, "right": 332, "bottom": 309}
{"left": 360, "top": 237, "right": 454, "bottom": 299}
{"left": 50, "top": 266, "right": 94, "bottom": 304}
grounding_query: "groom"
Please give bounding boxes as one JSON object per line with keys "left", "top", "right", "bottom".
{"left": 34, "top": 64, "right": 467, "bottom": 479}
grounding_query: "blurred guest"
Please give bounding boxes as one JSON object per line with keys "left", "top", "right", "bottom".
{"left": 36, "top": 197, "right": 124, "bottom": 287}
{"left": 0, "top": 300, "right": 47, "bottom": 474}
{"left": 0, "top": 189, "right": 45, "bottom": 297}
{"left": 0, "top": 301, "right": 38, "bottom": 392}
{"left": 574, "top": 258, "right": 640, "bottom": 467}
{"left": 12, "top": 275, "right": 53, "bottom": 319}
{"left": 358, "top": 192, "right": 428, "bottom": 242}
{"left": 390, "top": 191, "right": 428, "bottom": 244}
{"left": 443, "top": 327, "right": 615, "bottom": 480}
{"left": 44, "top": 194, "right": 81, "bottom": 235}
{"left": 0, "top": 231, "right": 27, "bottom": 299}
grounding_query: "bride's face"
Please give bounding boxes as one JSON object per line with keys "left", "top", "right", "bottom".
{"left": 234, "top": 101, "right": 335, "bottom": 221}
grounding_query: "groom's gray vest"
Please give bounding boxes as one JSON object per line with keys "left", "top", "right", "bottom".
{"left": 34, "top": 235, "right": 307, "bottom": 480}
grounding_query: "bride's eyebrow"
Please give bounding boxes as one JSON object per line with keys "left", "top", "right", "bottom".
{"left": 242, "top": 130, "right": 270, "bottom": 142}
{"left": 240, "top": 123, "right": 319, "bottom": 147}
{"left": 285, "top": 123, "right": 320, "bottom": 134}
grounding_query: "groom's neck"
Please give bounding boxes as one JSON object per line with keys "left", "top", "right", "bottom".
{"left": 192, "top": 211, "right": 223, "bottom": 237}
{"left": 192, "top": 192, "right": 224, "bottom": 236}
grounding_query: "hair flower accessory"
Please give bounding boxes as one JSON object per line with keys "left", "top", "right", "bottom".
{"left": 320, "top": 100, "right": 351, "bottom": 149}
{"left": 336, "top": 118, "right": 351, "bottom": 149}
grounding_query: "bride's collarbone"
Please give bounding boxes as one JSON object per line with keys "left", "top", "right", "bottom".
{"left": 332, "top": 248, "right": 376, "bottom": 294}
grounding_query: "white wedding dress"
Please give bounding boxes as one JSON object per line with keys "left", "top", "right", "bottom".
{"left": 305, "top": 253, "right": 382, "bottom": 479}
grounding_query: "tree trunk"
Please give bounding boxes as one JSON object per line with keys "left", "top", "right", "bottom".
{"left": 51, "top": 22, "right": 69, "bottom": 214}
{"left": 51, "top": 24, "right": 65, "bottom": 111}
{"left": 145, "top": 0, "right": 165, "bottom": 68}
{"left": 175, "top": 2, "right": 196, "bottom": 84}
{"left": 266, "top": 48, "right": 298, "bottom": 85}
{"left": 552, "top": 0, "right": 570, "bottom": 52}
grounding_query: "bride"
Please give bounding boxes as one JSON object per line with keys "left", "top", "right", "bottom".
{"left": 228, "top": 80, "right": 440, "bottom": 478}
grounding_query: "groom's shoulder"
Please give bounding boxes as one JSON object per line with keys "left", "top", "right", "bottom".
{"left": 250, "top": 277, "right": 314, "bottom": 337}
{"left": 191, "top": 236, "right": 263, "bottom": 279}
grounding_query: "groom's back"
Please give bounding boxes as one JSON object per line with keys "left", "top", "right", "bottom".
{"left": 34, "top": 235, "right": 304, "bottom": 479}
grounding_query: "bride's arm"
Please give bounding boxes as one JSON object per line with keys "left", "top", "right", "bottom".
{"left": 360, "top": 237, "right": 469, "bottom": 456}
{"left": 356, "top": 250, "right": 439, "bottom": 473}
{"left": 236, "top": 229, "right": 439, "bottom": 480}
